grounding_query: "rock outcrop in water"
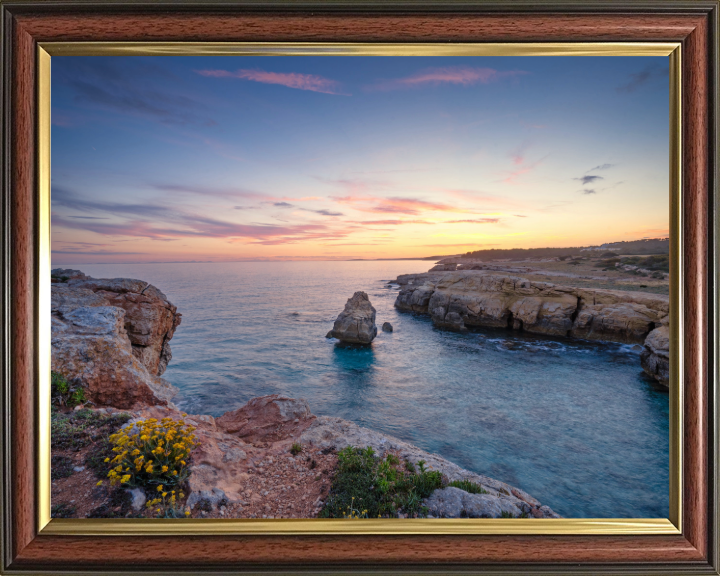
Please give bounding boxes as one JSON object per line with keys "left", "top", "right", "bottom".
{"left": 328, "top": 291, "right": 378, "bottom": 344}
{"left": 394, "top": 270, "right": 670, "bottom": 388}
{"left": 51, "top": 269, "right": 181, "bottom": 408}
{"left": 641, "top": 326, "right": 670, "bottom": 387}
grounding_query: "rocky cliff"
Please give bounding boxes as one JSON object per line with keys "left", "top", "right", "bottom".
{"left": 51, "top": 269, "right": 181, "bottom": 408}
{"left": 394, "top": 270, "right": 670, "bottom": 387}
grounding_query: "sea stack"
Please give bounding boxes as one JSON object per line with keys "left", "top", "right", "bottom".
{"left": 328, "top": 291, "right": 377, "bottom": 344}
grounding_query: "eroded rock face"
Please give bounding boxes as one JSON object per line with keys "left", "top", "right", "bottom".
{"left": 641, "top": 326, "right": 670, "bottom": 387}
{"left": 395, "top": 271, "right": 668, "bottom": 344}
{"left": 215, "top": 394, "right": 316, "bottom": 443}
{"left": 51, "top": 304, "right": 178, "bottom": 408}
{"left": 51, "top": 271, "right": 181, "bottom": 408}
{"left": 328, "top": 291, "right": 378, "bottom": 344}
{"left": 68, "top": 276, "right": 182, "bottom": 376}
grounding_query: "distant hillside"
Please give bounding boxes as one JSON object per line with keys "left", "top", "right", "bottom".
{"left": 601, "top": 238, "right": 669, "bottom": 255}
{"left": 459, "top": 246, "right": 584, "bottom": 261}
{"left": 444, "top": 238, "right": 669, "bottom": 262}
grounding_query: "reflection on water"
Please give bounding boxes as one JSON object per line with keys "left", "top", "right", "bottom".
{"left": 73, "top": 260, "right": 669, "bottom": 518}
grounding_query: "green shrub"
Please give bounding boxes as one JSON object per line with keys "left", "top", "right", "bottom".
{"left": 51, "top": 408, "right": 131, "bottom": 451}
{"left": 51, "top": 503, "right": 76, "bottom": 518}
{"left": 51, "top": 371, "right": 86, "bottom": 408}
{"left": 448, "top": 479, "right": 488, "bottom": 495}
{"left": 290, "top": 442, "right": 303, "bottom": 456}
{"left": 319, "top": 447, "right": 443, "bottom": 519}
{"left": 620, "top": 254, "right": 669, "bottom": 272}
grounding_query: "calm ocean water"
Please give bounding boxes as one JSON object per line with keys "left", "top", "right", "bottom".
{"left": 74, "top": 260, "right": 669, "bottom": 518}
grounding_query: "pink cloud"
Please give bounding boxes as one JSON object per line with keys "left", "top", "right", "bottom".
{"left": 359, "top": 219, "right": 434, "bottom": 226}
{"left": 501, "top": 155, "right": 549, "bottom": 185}
{"left": 195, "top": 69, "right": 348, "bottom": 95}
{"left": 444, "top": 218, "right": 500, "bottom": 224}
{"left": 333, "top": 195, "right": 470, "bottom": 215}
{"left": 366, "top": 67, "right": 528, "bottom": 92}
{"left": 510, "top": 142, "right": 531, "bottom": 165}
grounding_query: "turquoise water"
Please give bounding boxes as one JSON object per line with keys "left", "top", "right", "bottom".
{"left": 74, "top": 260, "right": 669, "bottom": 518}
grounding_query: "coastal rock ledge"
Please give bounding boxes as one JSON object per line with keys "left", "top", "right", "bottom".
{"left": 328, "top": 291, "right": 378, "bottom": 344}
{"left": 51, "top": 269, "right": 181, "bottom": 409}
{"left": 394, "top": 270, "right": 670, "bottom": 388}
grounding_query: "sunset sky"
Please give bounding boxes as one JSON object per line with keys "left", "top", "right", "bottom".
{"left": 51, "top": 56, "right": 669, "bottom": 264}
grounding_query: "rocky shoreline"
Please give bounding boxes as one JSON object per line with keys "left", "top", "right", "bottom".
{"left": 392, "top": 270, "right": 670, "bottom": 388}
{"left": 50, "top": 268, "right": 560, "bottom": 519}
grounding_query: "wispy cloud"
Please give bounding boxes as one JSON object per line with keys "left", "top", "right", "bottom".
{"left": 574, "top": 175, "right": 604, "bottom": 185}
{"left": 196, "top": 69, "right": 349, "bottom": 95}
{"left": 617, "top": 63, "right": 669, "bottom": 93}
{"left": 55, "top": 59, "right": 215, "bottom": 126}
{"left": 333, "top": 195, "right": 470, "bottom": 216}
{"left": 445, "top": 218, "right": 500, "bottom": 224}
{"left": 589, "top": 163, "right": 615, "bottom": 172}
{"left": 153, "top": 183, "right": 267, "bottom": 200}
{"left": 52, "top": 186, "right": 348, "bottom": 246}
{"left": 366, "top": 67, "right": 528, "bottom": 92}
{"left": 582, "top": 189, "right": 597, "bottom": 195}
{"left": 500, "top": 155, "right": 548, "bottom": 185}
{"left": 359, "top": 219, "right": 434, "bottom": 226}
{"left": 301, "top": 208, "right": 344, "bottom": 217}
{"left": 52, "top": 249, "right": 146, "bottom": 256}
{"left": 510, "top": 142, "right": 531, "bottom": 165}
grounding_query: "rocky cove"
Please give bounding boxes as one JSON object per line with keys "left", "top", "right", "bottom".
{"left": 393, "top": 270, "right": 670, "bottom": 388}
{"left": 50, "top": 268, "right": 561, "bottom": 520}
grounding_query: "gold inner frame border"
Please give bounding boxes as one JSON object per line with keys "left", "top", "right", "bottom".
{"left": 36, "top": 41, "right": 683, "bottom": 536}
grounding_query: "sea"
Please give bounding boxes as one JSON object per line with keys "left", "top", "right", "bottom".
{"left": 72, "top": 260, "right": 669, "bottom": 519}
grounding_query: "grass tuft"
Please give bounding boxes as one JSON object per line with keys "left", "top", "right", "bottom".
{"left": 447, "top": 479, "right": 488, "bottom": 495}
{"left": 319, "top": 447, "right": 443, "bottom": 519}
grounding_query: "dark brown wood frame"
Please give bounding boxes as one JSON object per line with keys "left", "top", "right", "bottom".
{"left": 1, "top": 1, "right": 718, "bottom": 573}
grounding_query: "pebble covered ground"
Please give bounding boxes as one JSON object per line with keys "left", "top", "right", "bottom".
{"left": 190, "top": 445, "right": 337, "bottom": 519}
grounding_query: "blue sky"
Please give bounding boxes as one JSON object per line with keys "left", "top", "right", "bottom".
{"left": 51, "top": 55, "right": 669, "bottom": 264}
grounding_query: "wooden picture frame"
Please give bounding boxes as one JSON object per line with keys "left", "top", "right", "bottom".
{"left": 1, "top": 1, "right": 718, "bottom": 573}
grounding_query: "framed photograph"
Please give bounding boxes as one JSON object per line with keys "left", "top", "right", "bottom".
{"left": 1, "top": 1, "right": 718, "bottom": 574}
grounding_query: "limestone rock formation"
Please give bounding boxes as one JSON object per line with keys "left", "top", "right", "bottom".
{"left": 51, "top": 270, "right": 181, "bottom": 408}
{"left": 424, "top": 487, "right": 525, "bottom": 518}
{"left": 328, "top": 291, "right": 378, "bottom": 344}
{"left": 382, "top": 322, "right": 393, "bottom": 332}
{"left": 215, "top": 394, "right": 316, "bottom": 442}
{"left": 68, "top": 275, "right": 182, "bottom": 376}
{"left": 641, "top": 325, "right": 670, "bottom": 387}
{"left": 395, "top": 270, "right": 668, "bottom": 344}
